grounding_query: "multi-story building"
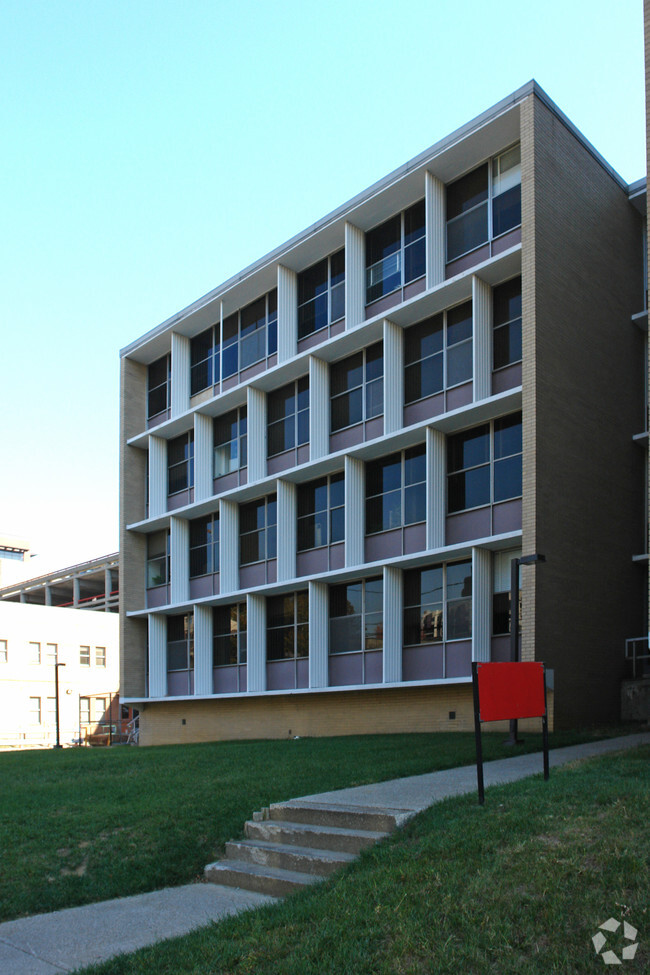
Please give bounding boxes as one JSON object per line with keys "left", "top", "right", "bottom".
{"left": 119, "top": 81, "right": 646, "bottom": 746}
{"left": 0, "top": 553, "right": 125, "bottom": 749}
{"left": 0, "top": 601, "right": 120, "bottom": 749}
{"left": 0, "top": 552, "right": 119, "bottom": 613}
{"left": 0, "top": 534, "right": 32, "bottom": 588}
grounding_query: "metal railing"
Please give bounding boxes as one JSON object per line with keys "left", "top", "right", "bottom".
{"left": 625, "top": 637, "right": 650, "bottom": 679}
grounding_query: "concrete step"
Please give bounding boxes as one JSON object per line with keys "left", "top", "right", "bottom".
{"left": 245, "top": 817, "right": 388, "bottom": 854}
{"left": 269, "top": 800, "right": 411, "bottom": 832}
{"left": 204, "top": 858, "right": 321, "bottom": 897}
{"left": 225, "top": 838, "right": 356, "bottom": 876}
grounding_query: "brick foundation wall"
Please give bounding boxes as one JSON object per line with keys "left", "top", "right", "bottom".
{"left": 137, "top": 683, "right": 555, "bottom": 746}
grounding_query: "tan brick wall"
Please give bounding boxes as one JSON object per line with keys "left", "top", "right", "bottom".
{"left": 645, "top": 0, "right": 650, "bottom": 641}
{"left": 520, "top": 95, "right": 538, "bottom": 666}
{"left": 530, "top": 95, "right": 645, "bottom": 726}
{"left": 119, "top": 357, "right": 148, "bottom": 698}
{"left": 138, "top": 684, "right": 554, "bottom": 746}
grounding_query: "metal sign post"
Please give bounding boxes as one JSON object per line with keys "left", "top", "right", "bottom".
{"left": 473, "top": 661, "right": 549, "bottom": 805}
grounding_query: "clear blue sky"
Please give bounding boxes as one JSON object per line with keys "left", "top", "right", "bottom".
{"left": 0, "top": 0, "right": 645, "bottom": 573}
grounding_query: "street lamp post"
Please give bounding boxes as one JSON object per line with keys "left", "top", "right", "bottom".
{"left": 506, "top": 552, "right": 546, "bottom": 746}
{"left": 54, "top": 661, "right": 67, "bottom": 749}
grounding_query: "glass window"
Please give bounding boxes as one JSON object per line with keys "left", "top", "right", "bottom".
{"left": 214, "top": 408, "right": 247, "bottom": 477}
{"left": 447, "top": 413, "right": 522, "bottom": 513}
{"left": 220, "top": 290, "right": 277, "bottom": 380}
{"left": 492, "top": 145, "right": 521, "bottom": 238}
{"left": 297, "top": 472, "right": 344, "bottom": 550}
{"left": 493, "top": 277, "right": 522, "bottom": 370}
{"left": 403, "top": 200, "right": 426, "bottom": 283}
{"left": 189, "top": 512, "right": 219, "bottom": 578}
{"left": 147, "top": 531, "right": 169, "bottom": 587}
{"left": 330, "top": 342, "right": 383, "bottom": 433}
{"left": 446, "top": 301, "right": 473, "bottom": 387}
{"left": 167, "top": 614, "right": 194, "bottom": 672}
{"left": 267, "top": 591, "right": 309, "bottom": 660}
{"left": 79, "top": 697, "right": 90, "bottom": 726}
{"left": 404, "top": 300, "right": 473, "bottom": 404}
{"left": 446, "top": 165, "right": 489, "bottom": 262}
{"left": 447, "top": 424, "right": 490, "bottom": 513}
{"left": 46, "top": 643, "right": 57, "bottom": 662}
{"left": 493, "top": 549, "right": 522, "bottom": 635}
{"left": 404, "top": 561, "right": 471, "bottom": 644}
{"left": 29, "top": 641, "right": 41, "bottom": 664}
{"left": 191, "top": 326, "right": 220, "bottom": 395}
{"left": 446, "top": 561, "right": 473, "bottom": 640}
{"left": 167, "top": 431, "right": 194, "bottom": 495}
{"left": 403, "top": 566, "right": 443, "bottom": 645}
{"left": 366, "top": 201, "right": 425, "bottom": 304}
{"left": 29, "top": 696, "right": 41, "bottom": 724}
{"left": 80, "top": 645, "right": 91, "bottom": 666}
{"left": 329, "top": 577, "right": 383, "bottom": 655}
{"left": 240, "top": 495, "right": 277, "bottom": 565}
{"left": 213, "top": 603, "right": 247, "bottom": 666}
{"left": 446, "top": 145, "right": 521, "bottom": 263}
{"left": 493, "top": 414, "right": 523, "bottom": 502}
{"left": 147, "top": 355, "right": 170, "bottom": 419}
{"left": 366, "top": 445, "right": 425, "bottom": 534}
{"left": 94, "top": 698, "right": 107, "bottom": 722}
{"left": 0, "top": 640, "right": 7, "bottom": 663}
{"left": 298, "top": 249, "right": 345, "bottom": 339}
{"left": 268, "top": 377, "right": 309, "bottom": 457}
{"left": 95, "top": 646, "right": 106, "bottom": 667}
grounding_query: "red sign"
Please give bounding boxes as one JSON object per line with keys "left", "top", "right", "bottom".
{"left": 476, "top": 661, "right": 546, "bottom": 722}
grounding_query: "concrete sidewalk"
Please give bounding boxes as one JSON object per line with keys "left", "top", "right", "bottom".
{"left": 0, "top": 732, "right": 647, "bottom": 974}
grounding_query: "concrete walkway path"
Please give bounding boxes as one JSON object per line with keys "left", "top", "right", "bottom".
{"left": 0, "top": 732, "right": 647, "bottom": 974}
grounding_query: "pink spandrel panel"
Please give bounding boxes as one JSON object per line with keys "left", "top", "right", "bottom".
{"left": 364, "top": 650, "right": 383, "bottom": 685}
{"left": 446, "top": 506, "right": 491, "bottom": 545}
{"left": 402, "top": 644, "right": 444, "bottom": 681}
{"left": 445, "top": 640, "right": 472, "bottom": 678}
{"left": 213, "top": 666, "right": 238, "bottom": 694}
{"left": 266, "top": 659, "right": 295, "bottom": 691}
{"left": 329, "top": 652, "right": 362, "bottom": 687}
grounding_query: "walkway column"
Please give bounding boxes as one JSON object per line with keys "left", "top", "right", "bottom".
{"left": 194, "top": 412, "right": 213, "bottom": 501}
{"left": 426, "top": 427, "right": 446, "bottom": 550}
{"left": 345, "top": 222, "right": 365, "bottom": 329}
{"left": 383, "top": 319, "right": 403, "bottom": 435}
{"left": 309, "top": 356, "right": 329, "bottom": 461}
{"left": 425, "top": 171, "right": 445, "bottom": 289}
{"left": 247, "top": 593, "right": 266, "bottom": 692}
{"left": 472, "top": 275, "right": 492, "bottom": 402}
{"left": 194, "top": 605, "right": 213, "bottom": 695}
{"left": 309, "top": 581, "right": 329, "bottom": 688}
{"left": 383, "top": 565, "right": 402, "bottom": 683}
{"left": 170, "top": 516, "right": 189, "bottom": 605}
{"left": 278, "top": 265, "right": 298, "bottom": 363}
{"left": 277, "top": 479, "right": 297, "bottom": 582}
{"left": 171, "top": 332, "right": 190, "bottom": 417}
{"left": 247, "top": 386, "right": 267, "bottom": 483}
{"left": 148, "top": 435, "right": 167, "bottom": 518}
{"left": 344, "top": 456, "right": 364, "bottom": 567}
{"left": 148, "top": 614, "right": 167, "bottom": 698}
{"left": 472, "top": 547, "right": 491, "bottom": 662}
{"left": 219, "top": 499, "right": 239, "bottom": 594}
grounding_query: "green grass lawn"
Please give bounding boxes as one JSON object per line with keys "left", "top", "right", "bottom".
{"left": 0, "top": 727, "right": 632, "bottom": 923}
{"left": 77, "top": 744, "right": 650, "bottom": 975}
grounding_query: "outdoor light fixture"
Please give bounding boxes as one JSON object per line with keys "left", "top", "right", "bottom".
{"left": 506, "top": 553, "right": 546, "bottom": 746}
{"left": 54, "top": 661, "right": 67, "bottom": 749}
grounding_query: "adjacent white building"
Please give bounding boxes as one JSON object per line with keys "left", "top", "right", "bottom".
{"left": 0, "top": 593, "right": 120, "bottom": 750}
